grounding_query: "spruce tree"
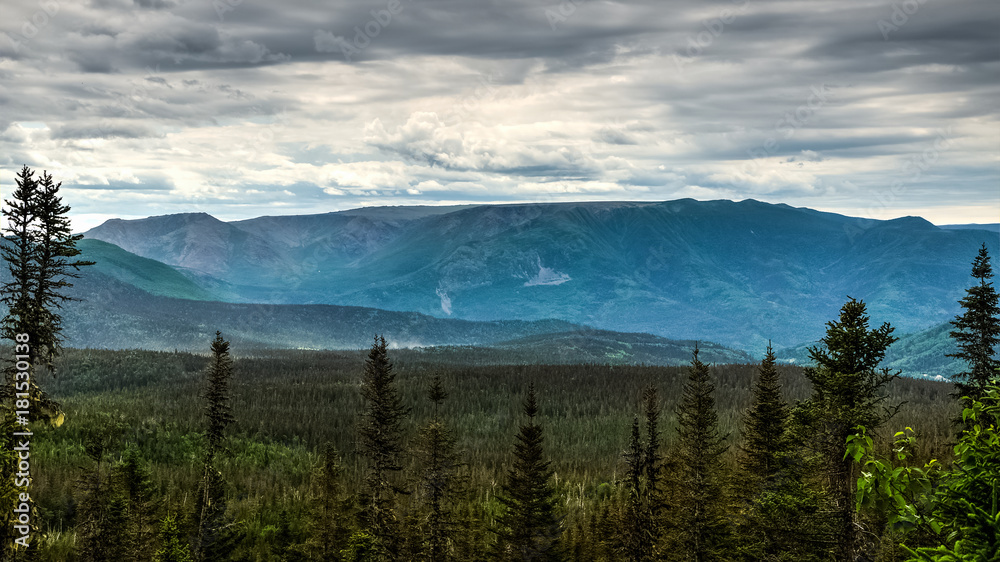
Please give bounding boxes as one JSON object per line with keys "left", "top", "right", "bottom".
{"left": 194, "top": 332, "right": 237, "bottom": 561}
{"left": 300, "top": 444, "right": 352, "bottom": 561}
{"left": 202, "top": 332, "right": 234, "bottom": 463}
{"left": 0, "top": 167, "right": 50, "bottom": 424}
{"left": 735, "top": 343, "right": 824, "bottom": 561}
{"left": 155, "top": 513, "right": 194, "bottom": 562}
{"left": 358, "top": 335, "right": 409, "bottom": 560}
{"left": 738, "top": 344, "right": 789, "bottom": 493}
{"left": 113, "top": 446, "right": 160, "bottom": 560}
{"left": 417, "top": 375, "right": 464, "bottom": 562}
{"left": 671, "top": 345, "right": 729, "bottom": 561}
{"left": 618, "top": 416, "right": 652, "bottom": 562}
{"left": 2, "top": 166, "right": 92, "bottom": 374}
{"left": 948, "top": 243, "right": 1000, "bottom": 406}
{"left": 30, "top": 170, "right": 94, "bottom": 368}
{"left": 641, "top": 385, "right": 664, "bottom": 553}
{"left": 494, "top": 383, "right": 561, "bottom": 561}
{"left": 76, "top": 414, "right": 129, "bottom": 562}
{"left": 1, "top": 166, "right": 39, "bottom": 346}
{"left": 792, "top": 298, "right": 898, "bottom": 561}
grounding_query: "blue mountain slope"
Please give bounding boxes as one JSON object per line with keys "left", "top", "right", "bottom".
{"left": 83, "top": 199, "right": 999, "bottom": 352}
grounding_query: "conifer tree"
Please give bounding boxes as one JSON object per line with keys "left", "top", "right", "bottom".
{"left": 417, "top": 375, "right": 464, "bottom": 562}
{"left": 0, "top": 168, "right": 89, "bottom": 556}
{"left": 494, "top": 383, "right": 561, "bottom": 561}
{"left": 734, "top": 344, "right": 824, "bottom": 561}
{"left": 30, "top": 170, "right": 94, "bottom": 369}
{"left": 194, "top": 332, "right": 237, "bottom": 561}
{"left": 113, "top": 446, "right": 160, "bottom": 560}
{"left": 300, "top": 444, "right": 352, "bottom": 561}
{"left": 641, "top": 385, "right": 664, "bottom": 553}
{"left": 738, "top": 344, "right": 789, "bottom": 494}
{"left": 358, "top": 335, "right": 409, "bottom": 560}
{"left": 155, "top": 513, "right": 194, "bottom": 562}
{"left": 202, "top": 332, "right": 234, "bottom": 463}
{"left": 793, "top": 298, "right": 898, "bottom": 561}
{"left": 618, "top": 416, "right": 652, "bottom": 562}
{"left": 0, "top": 167, "right": 51, "bottom": 424}
{"left": 948, "top": 243, "right": 1000, "bottom": 406}
{"left": 1, "top": 166, "right": 39, "bottom": 346}
{"left": 671, "top": 345, "right": 729, "bottom": 561}
{"left": 2, "top": 167, "right": 93, "bottom": 370}
{"left": 76, "top": 414, "right": 129, "bottom": 562}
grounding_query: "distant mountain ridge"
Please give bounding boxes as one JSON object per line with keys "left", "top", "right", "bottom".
{"left": 940, "top": 223, "right": 1000, "bottom": 234}
{"left": 83, "top": 199, "right": 998, "bottom": 353}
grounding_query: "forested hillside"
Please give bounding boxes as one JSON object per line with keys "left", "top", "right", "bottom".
{"left": 11, "top": 341, "right": 963, "bottom": 560}
{"left": 84, "top": 200, "right": 999, "bottom": 352}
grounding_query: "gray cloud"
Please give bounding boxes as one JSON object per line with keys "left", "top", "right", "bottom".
{"left": 0, "top": 0, "right": 995, "bottom": 229}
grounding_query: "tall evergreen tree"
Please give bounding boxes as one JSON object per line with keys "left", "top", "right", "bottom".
{"left": 734, "top": 343, "right": 824, "bottom": 561}
{"left": 194, "top": 332, "right": 237, "bottom": 562}
{"left": 671, "top": 345, "right": 729, "bottom": 561}
{"left": 948, "top": 243, "right": 1000, "bottom": 406}
{"left": 417, "top": 375, "right": 464, "bottom": 562}
{"left": 641, "top": 385, "right": 664, "bottom": 553}
{"left": 494, "top": 383, "right": 561, "bottom": 561}
{"left": 2, "top": 165, "right": 90, "bottom": 425}
{"left": 299, "top": 444, "right": 352, "bottom": 561}
{"left": 113, "top": 446, "right": 160, "bottom": 561}
{"left": 2, "top": 166, "right": 93, "bottom": 374}
{"left": 1, "top": 166, "right": 39, "bottom": 346}
{"left": 618, "top": 416, "right": 652, "bottom": 562}
{"left": 30, "top": 170, "right": 94, "bottom": 369}
{"left": 0, "top": 169, "right": 85, "bottom": 555}
{"left": 738, "top": 344, "right": 789, "bottom": 494}
{"left": 358, "top": 335, "right": 409, "bottom": 560}
{"left": 792, "top": 298, "right": 898, "bottom": 561}
{"left": 202, "top": 332, "right": 234, "bottom": 463}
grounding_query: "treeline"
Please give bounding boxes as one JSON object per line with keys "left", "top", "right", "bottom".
{"left": 0, "top": 303, "right": 979, "bottom": 560}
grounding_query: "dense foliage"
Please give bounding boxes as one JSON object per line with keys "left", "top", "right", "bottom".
{"left": 0, "top": 339, "right": 965, "bottom": 561}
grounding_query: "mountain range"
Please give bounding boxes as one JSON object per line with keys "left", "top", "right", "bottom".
{"left": 1, "top": 198, "right": 994, "bottom": 374}
{"left": 82, "top": 199, "right": 998, "bottom": 354}
{"left": 0, "top": 238, "right": 741, "bottom": 364}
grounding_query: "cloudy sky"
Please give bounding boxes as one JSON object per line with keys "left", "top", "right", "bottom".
{"left": 1, "top": 0, "right": 997, "bottom": 231}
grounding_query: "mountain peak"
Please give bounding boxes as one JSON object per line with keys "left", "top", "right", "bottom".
{"left": 881, "top": 216, "right": 937, "bottom": 230}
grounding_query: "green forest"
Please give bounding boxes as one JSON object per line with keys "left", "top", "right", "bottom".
{"left": 1, "top": 167, "right": 998, "bottom": 561}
